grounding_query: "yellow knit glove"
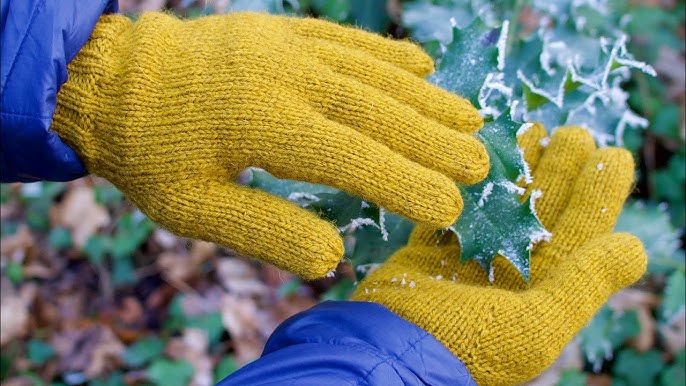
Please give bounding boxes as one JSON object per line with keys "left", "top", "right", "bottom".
{"left": 52, "top": 13, "right": 489, "bottom": 279}
{"left": 351, "top": 125, "right": 648, "bottom": 385}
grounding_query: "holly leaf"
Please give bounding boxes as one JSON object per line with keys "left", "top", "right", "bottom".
{"left": 449, "top": 113, "right": 549, "bottom": 280}
{"left": 428, "top": 17, "right": 500, "bottom": 107}
{"left": 348, "top": 212, "right": 414, "bottom": 278}
{"left": 431, "top": 19, "right": 548, "bottom": 280}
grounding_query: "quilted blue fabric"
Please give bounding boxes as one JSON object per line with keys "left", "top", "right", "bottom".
{"left": 218, "top": 301, "right": 475, "bottom": 386}
{"left": 1, "top": 0, "right": 117, "bottom": 182}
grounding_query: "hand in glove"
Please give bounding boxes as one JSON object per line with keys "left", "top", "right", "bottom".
{"left": 52, "top": 12, "right": 489, "bottom": 279}
{"left": 352, "top": 125, "right": 647, "bottom": 385}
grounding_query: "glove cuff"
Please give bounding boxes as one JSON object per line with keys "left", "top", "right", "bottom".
{"left": 51, "top": 15, "right": 133, "bottom": 180}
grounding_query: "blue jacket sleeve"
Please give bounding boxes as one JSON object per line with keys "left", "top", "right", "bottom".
{"left": 217, "top": 301, "right": 476, "bottom": 386}
{"left": 0, "top": 0, "right": 118, "bottom": 182}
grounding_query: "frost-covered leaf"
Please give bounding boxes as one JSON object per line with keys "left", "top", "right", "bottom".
{"left": 580, "top": 306, "right": 641, "bottom": 372}
{"left": 430, "top": 18, "right": 548, "bottom": 280}
{"left": 402, "top": 2, "right": 475, "bottom": 44}
{"left": 348, "top": 212, "right": 413, "bottom": 278}
{"left": 449, "top": 114, "right": 548, "bottom": 280}
{"left": 615, "top": 200, "right": 685, "bottom": 275}
{"left": 428, "top": 17, "right": 501, "bottom": 107}
{"left": 248, "top": 168, "right": 336, "bottom": 207}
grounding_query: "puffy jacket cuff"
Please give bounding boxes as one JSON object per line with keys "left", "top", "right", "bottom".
{"left": 218, "top": 301, "right": 475, "bottom": 385}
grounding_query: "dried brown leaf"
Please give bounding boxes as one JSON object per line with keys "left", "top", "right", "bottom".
{"left": 216, "top": 258, "right": 268, "bottom": 297}
{"left": 659, "top": 308, "right": 686, "bottom": 355}
{"left": 0, "top": 279, "right": 33, "bottom": 346}
{"left": 51, "top": 324, "right": 124, "bottom": 378}
{"left": 49, "top": 185, "right": 109, "bottom": 248}
{"left": 0, "top": 224, "right": 37, "bottom": 264}
{"left": 166, "top": 328, "right": 213, "bottom": 386}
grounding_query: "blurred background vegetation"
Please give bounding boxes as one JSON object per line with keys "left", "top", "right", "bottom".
{"left": 1, "top": 1, "right": 683, "bottom": 385}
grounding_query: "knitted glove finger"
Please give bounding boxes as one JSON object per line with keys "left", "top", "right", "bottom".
{"left": 524, "top": 127, "right": 596, "bottom": 229}
{"left": 302, "top": 40, "right": 483, "bottom": 132}
{"left": 135, "top": 180, "right": 343, "bottom": 279}
{"left": 249, "top": 107, "right": 464, "bottom": 227}
{"left": 516, "top": 122, "right": 548, "bottom": 178}
{"left": 300, "top": 69, "right": 489, "bottom": 184}
{"left": 285, "top": 16, "right": 435, "bottom": 76}
{"left": 535, "top": 147, "right": 634, "bottom": 263}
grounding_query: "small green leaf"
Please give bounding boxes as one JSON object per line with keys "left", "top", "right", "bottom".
{"left": 320, "top": 278, "right": 356, "bottom": 301}
{"left": 186, "top": 312, "right": 224, "bottom": 346}
{"left": 112, "top": 258, "right": 136, "bottom": 286}
{"left": 659, "top": 349, "right": 685, "bottom": 386}
{"left": 661, "top": 271, "right": 685, "bottom": 322}
{"left": 612, "top": 349, "right": 664, "bottom": 386}
{"left": 83, "top": 235, "right": 110, "bottom": 265}
{"left": 110, "top": 212, "right": 154, "bottom": 260}
{"left": 48, "top": 227, "right": 72, "bottom": 250}
{"left": 557, "top": 368, "right": 587, "bottom": 386}
{"left": 6, "top": 261, "right": 23, "bottom": 284}
{"left": 88, "top": 372, "right": 125, "bottom": 386}
{"left": 214, "top": 356, "right": 239, "bottom": 383}
{"left": 146, "top": 359, "right": 194, "bottom": 386}
{"left": 94, "top": 184, "right": 123, "bottom": 207}
{"left": 277, "top": 278, "right": 303, "bottom": 297}
{"left": 123, "top": 336, "right": 165, "bottom": 368}
{"left": 27, "top": 340, "right": 55, "bottom": 365}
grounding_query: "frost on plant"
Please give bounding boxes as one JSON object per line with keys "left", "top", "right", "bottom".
{"left": 400, "top": 0, "right": 655, "bottom": 279}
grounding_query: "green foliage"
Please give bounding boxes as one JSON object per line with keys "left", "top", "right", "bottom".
{"left": 614, "top": 200, "right": 684, "bottom": 274}
{"left": 6, "top": 261, "right": 23, "bottom": 285}
{"left": 579, "top": 306, "right": 641, "bottom": 371}
{"left": 88, "top": 372, "right": 125, "bottom": 386}
{"left": 123, "top": 337, "right": 165, "bottom": 368}
{"left": 186, "top": 312, "right": 224, "bottom": 346}
{"left": 661, "top": 271, "right": 685, "bottom": 323}
{"left": 47, "top": 227, "right": 72, "bottom": 250}
{"left": 557, "top": 368, "right": 586, "bottom": 386}
{"left": 26, "top": 340, "right": 55, "bottom": 365}
{"left": 248, "top": 168, "right": 411, "bottom": 272}
{"left": 20, "top": 182, "right": 65, "bottom": 231}
{"left": 659, "top": 349, "right": 685, "bottom": 386}
{"left": 146, "top": 358, "right": 194, "bottom": 386}
{"left": 320, "top": 278, "right": 356, "bottom": 301}
{"left": 214, "top": 356, "right": 239, "bottom": 383}
{"left": 612, "top": 349, "right": 664, "bottom": 386}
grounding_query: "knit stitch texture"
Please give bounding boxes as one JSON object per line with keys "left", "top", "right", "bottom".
{"left": 51, "top": 12, "right": 489, "bottom": 279}
{"left": 352, "top": 127, "right": 648, "bottom": 385}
